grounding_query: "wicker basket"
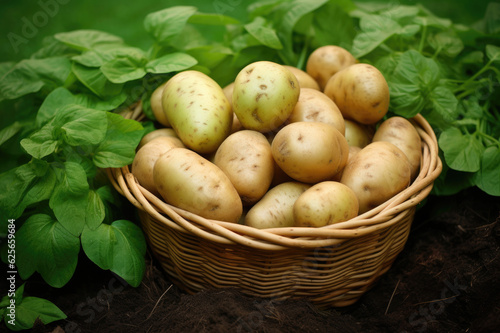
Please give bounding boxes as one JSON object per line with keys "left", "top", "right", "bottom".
{"left": 108, "top": 105, "right": 442, "bottom": 308}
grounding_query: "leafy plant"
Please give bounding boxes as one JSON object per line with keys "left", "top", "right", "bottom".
{"left": 1, "top": 0, "right": 499, "bottom": 330}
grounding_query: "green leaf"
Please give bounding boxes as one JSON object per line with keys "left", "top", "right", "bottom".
{"left": 19, "top": 121, "right": 57, "bottom": 159}
{"left": 59, "top": 162, "right": 89, "bottom": 195}
{"left": 81, "top": 220, "right": 146, "bottom": 287}
{"left": 311, "top": 1, "right": 356, "bottom": 50}
{"left": 144, "top": 6, "right": 198, "bottom": 45}
{"left": 145, "top": 52, "right": 198, "bottom": 74}
{"left": 0, "top": 57, "right": 72, "bottom": 101}
{"left": 428, "top": 85, "right": 460, "bottom": 125}
{"left": 55, "top": 29, "right": 123, "bottom": 52}
{"left": 101, "top": 53, "right": 148, "bottom": 84}
{"left": 486, "top": 44, "right": 500, "bottom": 63}
{"left": 428, "top": 31, "right": 464, "bottom": 58}
{"left": 16, "top": 214, "right": 80, "bottom": 288}
{"left": 351, "top": 14, "right": 400, "bottom": 58}
{"left": 0, "top": 163, "right": 40, "bottom": 215}
{"left": 92, "top": 113, "right": 144, "bottom": 168}
{"left": 0, "top": 121, "right": 23, "bottom": 147}
{"left": 188, "top": 12, "right": 240, "bottom": 25}
{"left": 474, "top": 146, "right": 500, "bottom": 196}
{"left": 86, "top": 190, "right": 106, "bottom": 230}
{"left": 439, "top": 127, "right": 485, "bottom": 172}
{"left": 71, "top": 62, "right": 124, "bottom": 99}
{"left": 54, "top": 104, "right": 108, "bottom": 146}
{"left": 244, "top": 16, "right": 283, "bottom": 49}
{"left": 4, "top": 297, "right": 66, "bottom": 331}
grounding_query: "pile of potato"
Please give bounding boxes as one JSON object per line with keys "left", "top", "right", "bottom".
{"left": 132, "top": 45, "right": 422, "bottom": 229}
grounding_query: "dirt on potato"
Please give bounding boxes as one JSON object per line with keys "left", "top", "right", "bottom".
{"left": 19, "top": 186, "right": 500, "bottom": 333}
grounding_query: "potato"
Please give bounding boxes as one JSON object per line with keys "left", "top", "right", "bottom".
{"left": 138, "top": 128, "right": 179, "bottom": 149}
{"left": 132, "top": 136, "right": 185, "bottom": 195}
{"left": 245, "top": 182, "right": 310, "bottom": 229}
{"left": 232, "top": 61, "right": 300, "bottom": 133}
{"left": 153, "top": 147, "right": 242, "bottom": 223}
{"left": 162, "top": 70, "right": 232, "bottom": 154}
{"left": 293, "top": 181, "right": 359, "bottom": 227}
{"left": 272, "top": 122, "right": 349, "bottom": 183}
{"left": 214, "top": 130, "right": 274, "bottom": 205}
{"left": 283, "top": 65, "right": 320, "bottom": 90}
{"left": 340, "top": 141, "right": 411, "bottom": 214}
{"left": 222, "top": 82, "right": 243, "bottom": 134}
{"left": 324, "top": 63, "right": 390, "bottom": 125}
{"left": 287, "top": 88, "right": 345, "bottom": 135}
{"left": 305, "top": 45, "right": 356, "bottom": 90}
{"left": 344, "top": 119, "right": 374, "bottom": 148}
{"left": 150, "top": 82, "right": 170, "bottom": 127}
{"left": 372, "top": 116, "right": 422, "bottom": 180}
{"left": 332, "top": 145, "right": 362, "bottom": 182}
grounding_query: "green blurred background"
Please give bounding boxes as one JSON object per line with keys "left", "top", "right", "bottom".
{"left": 0, "top": 0, "right": 495, "bottom": 63}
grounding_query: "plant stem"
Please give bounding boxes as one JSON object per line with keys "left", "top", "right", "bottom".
{"left": 418, "top": 23, "right": 427, "bottom": 53}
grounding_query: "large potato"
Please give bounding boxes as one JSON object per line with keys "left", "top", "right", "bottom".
{"left": 283, "top": 65, "right": 320, "bottom": 90}
{"left": 287, "top": 88, "right": 345, "bottom": 135}
{"left": 153, "top": 148, "right": 242, "bottom": 223}
{"left": 372, "top": 116, "right": 422, "bottom": 180}
{"left": 305, "top": 45, "right": 356, "bottom": 90}
{"left": 214, "top": 130, "right": 274, "bottom": 205}
{"left": 293, "top": 181, "right": 359, "bottom": 227}
{"left": 324, "top": 63, "right": 389, "bottom": 125}
{"left": 138, "top": 128, "right": 179, "bottom": 150}
{"left": 340, "top": 141, "right": 411, "bottom": 214}
{"left": 344, "top": 119, "right": 374, "bottom": 148}
{"left": 162, "top": 70, "right": 232, "bottom": 154}
{"left": 132, "top": 136, "right": 185, "bottom": 196}
{"left": 232, "top": 61, "right": 300, "bottom": 133}
{"left": 245, "top": 182, "right": 310, "bottom": 229}
{"left": 150, "top": 81, "right": 170, "bottom": 127}
{"left": 272, "top": 122, "right": 349, "bottom": 183}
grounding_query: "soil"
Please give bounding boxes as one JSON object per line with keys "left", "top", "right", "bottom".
{"left": 7, "top": 186, "right": 500, "bottom": 333}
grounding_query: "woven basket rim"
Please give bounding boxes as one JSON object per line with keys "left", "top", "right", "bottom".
{"left": 108, "top": 104, "right": 442, "bottom": 250}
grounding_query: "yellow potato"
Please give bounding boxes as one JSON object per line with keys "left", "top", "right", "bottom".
{"left": 340, "top": 141, "right": 411, "bottom": 214}
{"left": 324, "top": 63, "right": 389, "bottom": 125}
{"left": 305, "top": 45, "right": 356, "bottom": 90}
{"left": 283, "top": 65, "right": 320, "bottom": 90}
{"left": 138, "top": 128, "right": 179, "bottom": 150}
{"left": 344, "top": 119, "right": 374, "bottom": 148}
{"left": 150, "top": 82, "right": 170, "bottom": 127}
{"left": 372, "top": 116, "right": 422, "bottom": 180}
{"left": 293, "top": 181, "right": 359, "bottom": 227}
{"left": 153, "top": 147, "right": 242, "bottom": 223}
{"left": 332, "top": 145, "right": 362, "bottom": 182}
{"left": 131, "top": 136, "right": 185, "bottom": 196}
{"left": 287, "top": 88, "right": 345, "bottom": 135}
{"left": 214, "top": 130, "right": 274, "bottom": 205}
{"left": 245, "top": 182, "right": 310, "bottom": 229}
{"left": 272, "top": 122, "right": 349, "bottom": 183}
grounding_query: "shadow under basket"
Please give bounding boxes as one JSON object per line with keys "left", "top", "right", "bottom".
{"left": 108, "top": 111, "right": 442, "bottom": 308}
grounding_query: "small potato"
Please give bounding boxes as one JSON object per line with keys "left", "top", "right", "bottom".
{"left": 306, "top": 45, "right": 356, "bottom": 90}
{"left": 245, "top": 182, "right": 310, "bottom": 229}
{"left": 324, "top": 63, "right": 389, "bottom": 125}
{"left": 222, "top": 83, "right": 244, "bottom": 133}
{"left": 293, "top": 181, "right": 359, "bottom": 227}
{"left": 150, "top": 82, "right": 170, "bottom": 127}
{"left": 138, "top": 128, "right": 179, "bottom": 150}
{"left": 153, "top": 148, "right": 242, "bottom": 223}
{"left": 340, "top": 141, "right": 411, "bottom": 214}
{"left": 287, "top": 88, "right": 345, "bottom": 135}
{"left": 283, "top": 66, "right": 320, "bottom": 90}
{"left": 372, "top": 116, "right": 422, "bottom": 180}
{"left": 272, "top": 122, "right": 349, "bottom": 183}
{"left": 132, "top": 136, "right": 185, "bottom": 195}
{"left": 162, "top": 70, "right": 232, "bottom": 154}
{"left": 214, "top": 130, "right": 274, "bottom": 205}
{"left": 332, "top": 145, "right": 362, "bottom": 182}
{"left": 344, "top": 119, "right": 374, "bottom": 148}
{"left": 232, "top": 61, "right": 300, "bottom": 133}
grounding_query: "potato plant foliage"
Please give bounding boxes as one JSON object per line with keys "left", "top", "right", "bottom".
{"left": 0, "top": 0, "right": 499, "bottom": 330}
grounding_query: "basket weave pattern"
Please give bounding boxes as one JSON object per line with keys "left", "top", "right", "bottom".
{"left": 108, "top": 110, "right": 442, "bottom": 308}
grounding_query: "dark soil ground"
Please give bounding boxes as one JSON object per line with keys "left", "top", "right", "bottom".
{"left": 8, "top": 186, "right": 500, "bottom": 333}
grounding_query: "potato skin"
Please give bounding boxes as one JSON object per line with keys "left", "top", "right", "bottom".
{"left": 340, "top": 141, "right": 411, "bottom": 214}
{"left": 138, "top": 128, "right": 179, "bottom": 150}
{"left": 232, "top": 61, "right": 300, "bottom": 133}
{"left": 162, "top": 70, "right": 232, "bottom": 154}
{"left": 150, "top": 82, "right": 170, "bottom": 127}
{"left": 324, "top": 63, "right": 389, "bottom": 125}
{"left": 214, "top": 130, "right": 274, "bottom": 205}
{"left": 153, "top": 147, "right": 242, "bottom": 223}
{"left": 283, "top": 66, "right": 320, "bottom": 90}
{"left": 132, "top": 136, "right": 185, "bottom": 196}
{"left": 344, "top": 119, "right": 374, "bottom": 148}
{"left": 293, "top": 181, "right": 359, "bottom": 227}
{"left": 245, "top": 182, "right": 310, "bottom": 229}
{"left": 306, "top": 45, "right": 356, "bottom": 90}
{"left": 287, "top": 88, "right": 345, "bottom": 135}
{"left": 272, "top": 122, "right": 349, "bottom": 183}
{"left": 372, "top": 116, "right": 422, "bottom": 180}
